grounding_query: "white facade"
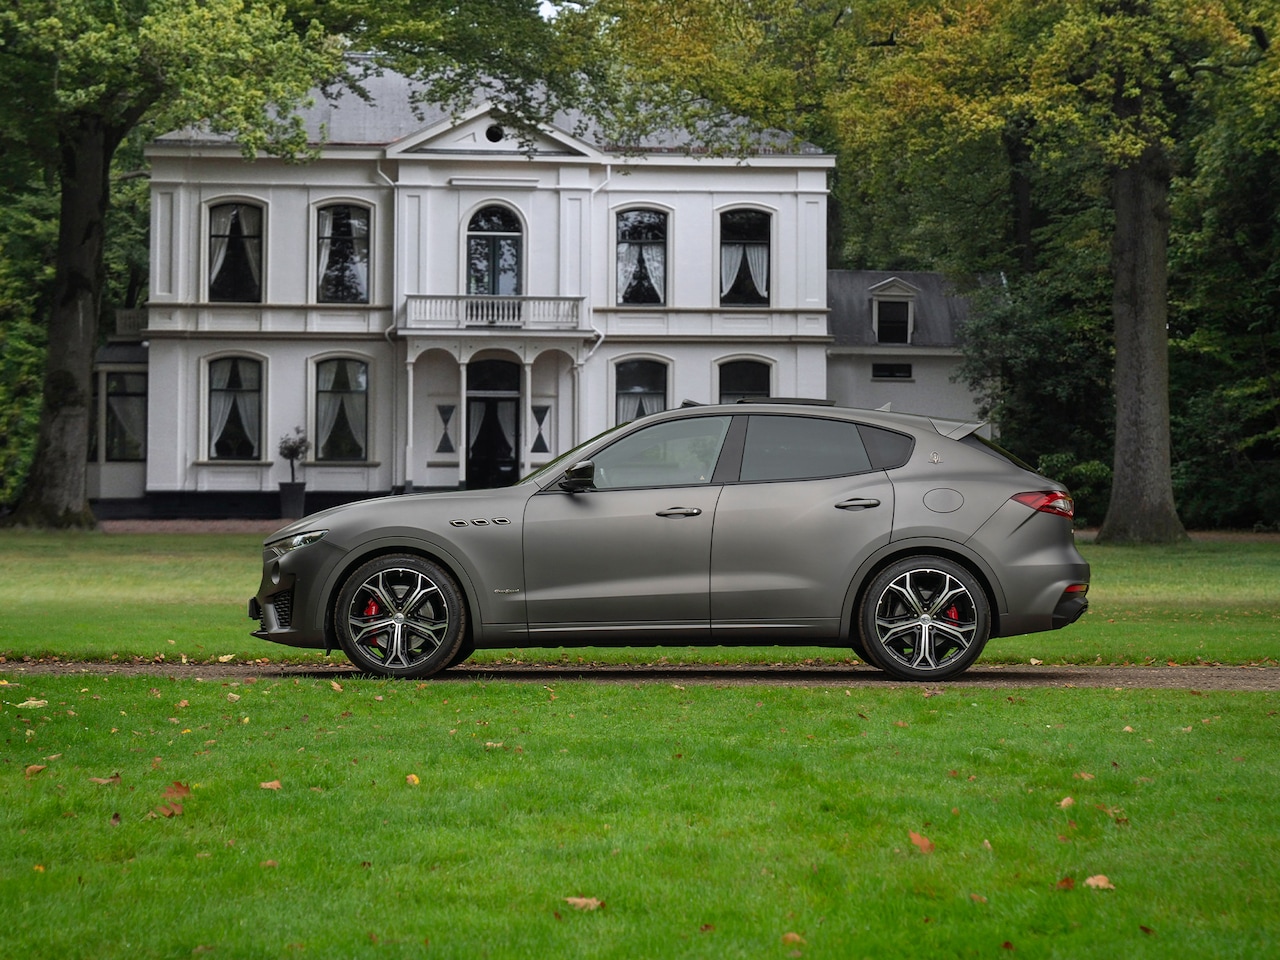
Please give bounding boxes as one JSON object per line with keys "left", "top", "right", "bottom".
{"left": 136, "top": 94, "right": 834, "bottom": 508}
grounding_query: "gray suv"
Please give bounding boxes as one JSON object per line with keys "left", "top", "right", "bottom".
{"left": 250, "top": 402, "right": 1089, "bottom": 680}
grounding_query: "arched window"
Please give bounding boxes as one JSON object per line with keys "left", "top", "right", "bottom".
{"left": 719, "top": 359, "right": 771, "bottom": 403}
{"left": 617, "top": 209, "right": 667, "bottom": 305}
{"left": 316, "top": 358, "right": 369, "bottom": 460}
{"left": 208, "top": 357, "right": 262, "bottom": 459}
{"left": 616, "top": 359, "right": 668, "bottom": 423}
{"left": 467, "top": 206, "right": 522, "bottom": 296}
{"left": 719, "top": 209, "right": 770, "bottom": 306}
{"left": 209, "top": 203, "right": 263, "bottom": 302}
{"left": 317, "top": 205, "right": 370, "bottom": 303}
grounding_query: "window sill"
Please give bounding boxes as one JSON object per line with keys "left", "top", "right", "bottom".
{"left": 303, "top": 460, "right": 381, "bottom": 468}
{"left": 194, "top": 460, "right": 272, "bottom": 467}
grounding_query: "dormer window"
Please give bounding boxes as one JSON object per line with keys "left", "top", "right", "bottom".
{"left": 875, "top": 300, "right": 910, "bottom": 343}
{"left": 869, "top": 277, "right": 921, "bottom": 344}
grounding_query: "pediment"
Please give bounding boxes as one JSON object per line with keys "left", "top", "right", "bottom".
{"left": 388, "top": 105, "right": 598, "bottom": 159}
{"left": 868, "top": 277, "right": 923, "bottom": 298}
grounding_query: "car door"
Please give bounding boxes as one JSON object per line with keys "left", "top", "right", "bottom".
{"left": 522, "top": 415, "right": 733, "bottom": 641}
{"left": 709, "top": 414, "right": 896, "bottom": 640}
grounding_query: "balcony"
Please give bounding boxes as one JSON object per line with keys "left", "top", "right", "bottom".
{"left": 403, "top": 295, "right": 584, "bottom": 331}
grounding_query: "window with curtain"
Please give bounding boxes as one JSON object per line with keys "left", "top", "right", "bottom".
{"left": 719, "top": 209, "right": 770, "bottom": 306}
{"left": 718, "top": 359, "right": 770, "bottom": 403}
{"left": 105, "top": 372, "right": 147, "bottom": 461}
{"left": 208, "top": 203, "right": 263, "bottom": 302}
{"left": 467, "top": 206, "right": 522, "bottom": 296}
{"left": 208, "top": 357, "right": 262, "bottom": 460}
{"left": 316, "top": 358, "right": 369, "bottom": 460}
{"left": 617, "top": 209, "right": 667, "bottom": 305}
{"left": 317, "top": 205, "right": 370, "bottom": 303}
{"left": 615, "top": 359, "right": 667, "bottom": 424}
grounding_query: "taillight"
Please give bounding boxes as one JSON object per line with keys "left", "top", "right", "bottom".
{"left": 1012, "top": 491, "right": 1075, "bottom": 519}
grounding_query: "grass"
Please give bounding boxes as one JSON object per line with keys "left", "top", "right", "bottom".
{"left": 4, "top": 675, "right": 1278, "bottom": 958}
{"left": 0, "top": 530, "right": 1276, "bottom": 667}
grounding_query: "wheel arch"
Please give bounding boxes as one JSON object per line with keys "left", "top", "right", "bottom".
{"left": 320, "top": 537, "right": 481, "bottom": 653}
{"left": 841, "top": 538, "right": 1007, "bottom": 642}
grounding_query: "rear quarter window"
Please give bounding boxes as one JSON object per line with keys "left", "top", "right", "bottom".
{"left": 858, "top": 424, "right": 915, "bottom": 470}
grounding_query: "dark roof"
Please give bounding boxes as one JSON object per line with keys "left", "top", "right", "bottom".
{"left": 827, "top": 270, "right": 970, "bottom": 348}
{"left": 156, "top": 65, "right": 828, "bottom": 157}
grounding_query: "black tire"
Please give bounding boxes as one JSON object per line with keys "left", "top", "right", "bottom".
{"left": 445, "top": 638, "right": 476, "bottom": 669}
{"left": 334, "top": 554, "right": 466, "bottom": 679}
{"left": 857, "top": 556, "right": 990, "bottom": 681}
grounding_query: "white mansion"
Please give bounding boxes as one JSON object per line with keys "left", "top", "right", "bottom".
{"left": 89, "top": 72, "right": 977, "bottom": 518}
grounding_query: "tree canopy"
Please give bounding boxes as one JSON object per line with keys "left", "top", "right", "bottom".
{"left": 579, "top": 0, "right": 1279, "bottom": 540}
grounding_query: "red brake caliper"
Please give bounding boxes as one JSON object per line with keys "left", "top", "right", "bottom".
{"left": 945, "top": 605, "right": 960, "bottom": 622}
{"left": 363, "top": 597, "right": 381, "bottom": 646}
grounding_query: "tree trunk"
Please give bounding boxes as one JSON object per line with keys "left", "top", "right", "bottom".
{"left": 8, "top": 114, "right": 118, "bottom": 527}
{"left": 1096, "top": 146, "right": 1187, "bottom": 544}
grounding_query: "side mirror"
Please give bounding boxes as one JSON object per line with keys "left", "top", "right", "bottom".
{"left": 559, "top": 460, "right": 596, "bottom": 493}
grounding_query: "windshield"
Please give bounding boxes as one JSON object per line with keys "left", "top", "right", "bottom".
{"left": 520, "top": 422, "right": 629, "bottom": 485}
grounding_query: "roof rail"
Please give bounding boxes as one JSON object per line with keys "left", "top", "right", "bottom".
{"left": 735, "top": 397, "right": 836, "bottom": 406}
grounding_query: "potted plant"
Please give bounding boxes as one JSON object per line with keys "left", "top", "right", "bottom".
{"left": 278, "top": 427, "right": 311, "bottom": 518}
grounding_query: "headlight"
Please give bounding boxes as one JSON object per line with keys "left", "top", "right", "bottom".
{"left": 266, "top": 530, "right": 329, "bottom": 556}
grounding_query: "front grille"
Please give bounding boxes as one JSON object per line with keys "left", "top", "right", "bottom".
{"left": 271, "top": 590, "right": 294, "bottom": 629}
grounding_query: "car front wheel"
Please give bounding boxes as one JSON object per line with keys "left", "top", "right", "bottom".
{"left": 334, "top": 555, "right": 466, "bottom": 679}
{"left": 858, "top": 557, "right": 990, "bottom": 681}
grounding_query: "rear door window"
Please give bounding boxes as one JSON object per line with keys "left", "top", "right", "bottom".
{"left": 739, "top": 415, "right": 873, "bottom": 482}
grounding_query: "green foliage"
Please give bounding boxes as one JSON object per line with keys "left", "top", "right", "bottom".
{"left": 0, "top": 173, "right": 57, "bottom": 510}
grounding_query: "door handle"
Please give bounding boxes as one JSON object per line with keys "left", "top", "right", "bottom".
{"left": 835, "top": 498, "right": 881, "bottom": 511}
{"left": 656, "top": 507, "right": 703, "bottom": 518}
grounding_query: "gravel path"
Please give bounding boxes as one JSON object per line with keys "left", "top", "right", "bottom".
{"left": 4, "top": 659, "right": 1277, "bottom": 691}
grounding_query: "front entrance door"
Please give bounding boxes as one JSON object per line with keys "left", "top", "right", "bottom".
{"left": 466, "top": 359, "right": 520, "bottom": 489}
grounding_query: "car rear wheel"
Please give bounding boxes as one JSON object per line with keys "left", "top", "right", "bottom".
{"left": 858, "top": 557, "right": 989, "bottom": 681}
{"left": 334, "top": 555, "right": 466, "bottom": 679}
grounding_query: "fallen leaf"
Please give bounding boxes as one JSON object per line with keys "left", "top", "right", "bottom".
{"left": 89, "top": 774, "right": 122, "bottom": 786}
{"left": 406, "top": 774, "right": 420, "bottom": 786}
{"left": 1140, "top": 925, "right": 1155, "bottom": 936}
{"left": 260, "top": 780, "right": 282, "bottom": 790}
{"left": 227, "top": 693, "right": 241, "bottom": 703}
{"left": 970, "top": 893, "right": 988, "bottom": 903}
{"left": 1057, "top": 877, "right": 1076, "bottom": 890}
{"left": 909, "top": 831, "right": 935, "bottom": 854}
{"left": 217, "top": 654, "right": 235, "bottom": 663}
{"left": 894, "top": 720, "right": 910, "bottom": 728}
{"left": 1029, "top": 658, "right": 1043, "bottom": 665}
{"left": 109, "top": 813, "right": 121, "bottom": 827}
{"left": 1073, "top": 772, "right": 1095, "bottom": 780}
{"left": 261, "top": 860, "right": 278, "bottom": 868}
{"left": 33, "top": 864, "right": 45, "bottom": 873}
{"left": 782, "top": 932, "right": 807, "bottom": 945}
{"left": 1122, "top": 726, "right": 1135, "bottom": 733}
{"left": 155, "top": 803, "right": 183, "bottom": 818}
{"left": 16, "top": 699, "right": 48, "bottom": 709}
{"left": 1058, "top": 796, "right": 1075, "bottom": 809}
{"left": 330, "top": 680, "right": 344, "bottom": 692}
{"left": 1085, "top": 875, "right": 1115, "bottom": 890}
{"left": 564, "top": 896, "right": 603, "bottom": 911}
{"left": 25, "top": 764, "right": 46, "bottom": 779}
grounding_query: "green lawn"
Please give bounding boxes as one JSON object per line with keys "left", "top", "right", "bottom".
{"left": 3, "top": 531, "right": 1277, "bottom": 957}
{"left": 4, "top": 675, "right": 1277, "bottom": 958}
{"left": 0, "top": 530, "right": 1276, "bottom": 667}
